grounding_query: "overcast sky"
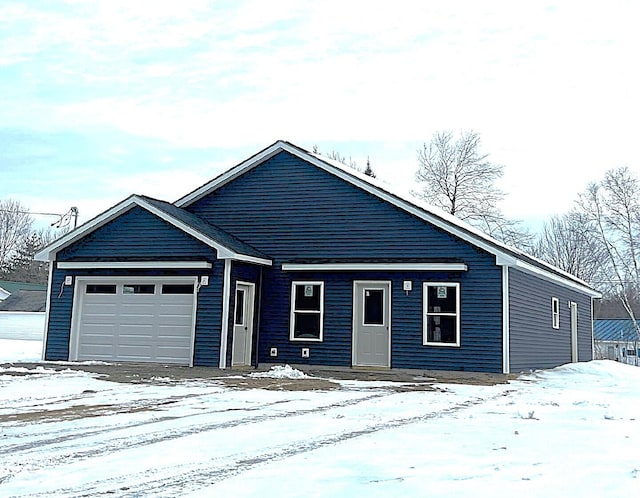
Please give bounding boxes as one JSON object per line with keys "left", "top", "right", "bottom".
{"left": 1, "top": 0, "right": 639, "bottom": 232}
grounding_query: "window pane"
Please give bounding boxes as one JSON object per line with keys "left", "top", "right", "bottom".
{"left": 427, "top": 285, "right": 457, "bottom": 313}
{"left": 293, "top": 313, "right": 321, "bottom": 339}
{"left": 295, "top": 284, "right": 321, "bottom": 311}
{"left": 123, "top": 284, "right": 155, "bottom": 294}
{"left": 364, "top": 289, "right": 384, "bottom": 325}
{"left": 162, "top": 284, "right": 194, "bottom": 294}
{"left": 86, "top": 284, "right": 116, "bottom": 294}
{"left": 235, "top": 289, "right": 245, "bottom": 326}
{"left": 426, "top": 315, "right": 457, "bottom": 343}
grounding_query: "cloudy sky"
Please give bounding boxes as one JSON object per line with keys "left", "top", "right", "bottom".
{"left": 1, "top": 0, "right": 639, "bottom": 232}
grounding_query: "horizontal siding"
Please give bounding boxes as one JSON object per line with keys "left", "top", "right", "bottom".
{"left": 187, "top": 152, "right": 475, "bottom": 260}
{"left": 45, "top": 269, "right": 73, "bottom": 360}
{"left": 59, "top": 206, "right": 217, "bottom": 261}
{"left": 188, "top": 151, "right": 505, "bottom": 372}
{"left": 509, "top": 268, "right": 593, "bottom": 372}
{"left": 258, "top": 270, "right": 503, "bottom": 373}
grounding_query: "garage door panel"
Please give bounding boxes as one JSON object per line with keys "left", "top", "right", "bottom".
{"left": 74, "top": 279, "right": 195, "bottom": 365}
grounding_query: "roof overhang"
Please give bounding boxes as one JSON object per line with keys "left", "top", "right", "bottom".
{"left": 57, "top": 261, "right": 213, "bottom": 270}
{"left": 176, "top": 140, "right": 598, "bottom": 297}
{"left": 35, "top": 195, "right": 272, "bottom": 266}
{"left": 281, "top": 262, "right": 468, "bottom": 271}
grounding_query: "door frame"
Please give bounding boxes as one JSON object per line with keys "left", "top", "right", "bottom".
{"left": 231, "top": 280, "right": 256, "bottom": 367}
{"left": 351, "top": 280, "right": 392, "bottom": 368}
{"left": 570, "top": 301, "right": 578, "bottom": 362}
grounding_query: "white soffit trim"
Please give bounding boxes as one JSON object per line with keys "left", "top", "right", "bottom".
{"left": 34, "top": 195, "right": 272, "bottom": 266}
{"left": 57, "top": 261, "right": 213, "bottom": 270}
{"left": 173, "top": 140, "right": 598, "bottom": 296}
{"left": 281, "top": 263, "right": 468, "bottom": 271}
{"left": 500, "top": 256, "right": 602, "bottom": 298}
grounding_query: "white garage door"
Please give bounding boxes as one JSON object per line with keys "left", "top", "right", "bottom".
{"left": 72, "top": 278, "right": 197, "bottom": 365}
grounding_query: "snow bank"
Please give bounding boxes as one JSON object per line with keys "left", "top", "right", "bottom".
{"left": 248, "top": 364, "right": 308, "bottom": 379}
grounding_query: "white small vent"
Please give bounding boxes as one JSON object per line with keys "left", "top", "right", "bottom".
{"left": 270, "top": 347, "right": 278, "bottom": 357}
{"left": 301, "top": 348, "right": 310, "bottom": 358}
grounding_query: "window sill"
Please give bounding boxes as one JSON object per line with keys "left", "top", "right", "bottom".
{"left": 423, "top": 342, "right": 461, "bottom": 348}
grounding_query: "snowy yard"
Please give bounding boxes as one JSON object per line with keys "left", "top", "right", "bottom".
{"left": 0, "top": 315, "right": 639, "bottom": 497}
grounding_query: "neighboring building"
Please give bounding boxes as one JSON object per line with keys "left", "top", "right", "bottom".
{"left": 0, "top": 281, "right": 47, "bottom": 303}
{"left": 0, "top": 290, "right": 47, "bottom": 312}
{"left": 35, "top": 141, "right": 600, "bottom": 373}
{"left": 594, "top": 319, "right": 640, "bottom": 365}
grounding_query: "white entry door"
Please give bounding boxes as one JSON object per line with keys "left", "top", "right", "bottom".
{"left": 353, "top": 281, "right": 391, "bottom": 367}
{"left": 570, "top": 301, "right": 578, "bottom": 362}
{"left": 232, "top": 282, "right": 255, "bottom": 366}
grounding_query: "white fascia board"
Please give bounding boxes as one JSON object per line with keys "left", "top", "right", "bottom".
{"left": 137, "top": 198, "right": 235, "bottom": 258}
{"left": 34, "top": 196, "right": 140, "bottom": 262}
{"left": 282, "top": 263, "right": 468, "bottom": 271}
{"left": 57, "top": 261, "right": 213, "bottom": 270}
{"left": 173, "top": 140, "right": 598, "bottom": 296}
{"left": 175, "top": 144, "right": 285, "bottom": 207}
{"left": 503, "top": 257, "right": 602, "bottom": 298}
{"left": 34, "top": 195, "right": 270, "bottom": 266}
{"left": 232, "top": 255, "right": 273, "bottom": 266}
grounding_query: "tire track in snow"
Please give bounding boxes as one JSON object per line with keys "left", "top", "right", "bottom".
{"left": 0, "top": 391, "right": 389, "bottom": 492}
{"left": 18, "top": 388, "right": 514, "bottom": 498}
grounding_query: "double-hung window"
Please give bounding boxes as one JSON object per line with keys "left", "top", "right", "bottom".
{"left": 290, "top": 281, "right": 324, "bottom": 341}
{"left": 423, "top": 282, "right": 460, "bottom": 346}
{"left": 551, "top": 297, "right": 560, "bottom": 329}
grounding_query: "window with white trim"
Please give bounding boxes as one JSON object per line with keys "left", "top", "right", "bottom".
{"left": 551, "top": 297, "right": 560, "bottom": 329}
{"left": 290, "top": 282, "right": 324, "bottom": 341}
{"left": 423, "top": 282, "right": 460, "bottom": 346}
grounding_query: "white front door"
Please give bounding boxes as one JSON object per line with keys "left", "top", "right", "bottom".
{"left": 570, "top": 301, "right": 578, "bottom": 362}
{"left": 232, "top": 282, "right": 255, "bottom": 366}
{"left": 353, "top": 281, "right": 391, "bottom": 367}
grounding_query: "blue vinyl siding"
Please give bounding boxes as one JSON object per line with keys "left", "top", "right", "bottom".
{"left": 59, "top": 206, "right": 217, "bottom": 261}
{"left": 186, "top": 152, "right": 504, "bottom": 371}
{"left": 45, "top": 268, "right": 73, "bottom": 360}
{"left": 257, "top": 270, "right": 503, "bottom": 372}
{"left": 187, "top": 152, "right": 482, "bottom": 260}
{"left": 45, "top": 206, "right": 223, "bottom": 364}
{"left": 509, "top": 268, "right": 593, "bottom": 372}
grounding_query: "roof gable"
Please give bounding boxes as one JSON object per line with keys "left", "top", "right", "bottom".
{"left": 176, "top": 140, "right": 599, "bottom": 297}
{"left": 35, "top": 195, "right": 271, "bottom": 265}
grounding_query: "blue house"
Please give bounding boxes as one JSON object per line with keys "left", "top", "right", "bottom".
{"left": 35, "top": 141, "right": 600, "bottom": 373}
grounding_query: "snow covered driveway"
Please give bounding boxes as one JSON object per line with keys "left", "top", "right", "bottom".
{"left": 1, "top": 361, "right": 639, "bottom": 497}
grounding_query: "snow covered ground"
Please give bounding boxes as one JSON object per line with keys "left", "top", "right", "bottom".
{"left": 1, "top": 317, "right": 639, "bottom": 497}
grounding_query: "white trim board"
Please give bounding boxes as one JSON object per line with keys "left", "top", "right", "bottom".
{"left": 176, "top": 140, "right": 596, "bottom": 296}
{"left": 57, "top": 261, "right": 213, "bottom": 270}
{"left": 34, "top": 195, "right": 272, "bottom": 267}
{"left": 282, "top": 263, "right": 468, "bottom": 271}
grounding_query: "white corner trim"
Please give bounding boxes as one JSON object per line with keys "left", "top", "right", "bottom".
{"left": 219, "top": 259, "right": 232, "bottom": 369}
{"left": 502, "top": 265, "right": 510, "bottom": 374}
{"left": 57, "top": 261, "right": 213, "bottom": 270}
{"left": 41, "top": 263, "right": 54, "bottom": 361}
{"left": 282, "top": 263, "right": 468, "bottom": 271}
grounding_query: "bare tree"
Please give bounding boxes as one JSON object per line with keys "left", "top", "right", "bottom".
{"left": 0, "top": 199, "right": 33, "bottom": 275}
{"left": 533, "top": 210, "right": 610, "bottom": 284}
{"left": 415, "top": 130, "right": 530, "bottom": 247}
{"left": 577, "top": 166, "right": 640, "bottom": 340}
